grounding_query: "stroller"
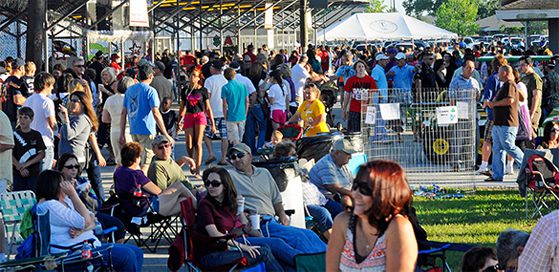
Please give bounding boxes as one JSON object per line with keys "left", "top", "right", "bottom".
{"left": 319, "top": 81, "right": 338, "bottom": 128}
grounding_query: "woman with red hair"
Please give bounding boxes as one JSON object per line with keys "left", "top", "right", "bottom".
{"left": 326, "top": 160, "right": 418, "bottom": 271}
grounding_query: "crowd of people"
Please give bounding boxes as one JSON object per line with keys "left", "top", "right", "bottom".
{"left": 0, "top": 37, "right": 557, "bottom": 271}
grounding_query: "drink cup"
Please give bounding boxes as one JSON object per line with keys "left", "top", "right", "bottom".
{"left": 249, "top": 214, "right": 260, "bottom": 230}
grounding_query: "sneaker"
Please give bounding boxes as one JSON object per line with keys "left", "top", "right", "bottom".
{"left": 476, "top": 169, "right": 493, "bottom": 176}
{"left": 505, "top": 169, "right": 515, "bottom": 175}
{"left": 484, "top": 177, "right": 503, "bottom": 182}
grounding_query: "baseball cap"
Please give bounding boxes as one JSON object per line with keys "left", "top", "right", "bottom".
{"left": 395, "top": 52, "right": 406, "bottom": 60}
{"left": 229, "top": 143, "right": 252, "bottom": 155}
{"left": 332, "top": 139, "right": 357, "bottom": 155}
{"left": 229, "top": 61, "right": 241, "bottom": 71}
{"left": 211, "top": 60, "right": 224, "bottom": 70}
{"left": 110, "top": 53, "right": 120, "bottom": 61}
{"left": 95, "top": 50, "right": 104, "bottom": 59}
{"left": 138, "top": 58, "right": 155, "bottom": 67}
{"left": 375, "top": 53, "right": 389, "bottom": 61}
{"left": 13, "top": 58, "right": 25, "bottom": 69}
{"left": 155, "top": 61, "right": 166, "bottom": 71}
{"left": 152, "top": 134, "right": 170, "bottom": 146}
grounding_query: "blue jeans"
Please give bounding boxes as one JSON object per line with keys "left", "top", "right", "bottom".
{"left": 98, "top": 243, "right": 143, "bottom": 272}
{"left": 243, "top": 105, "right": 267, "bottom": 154}
{"left": 200, "top": 244, "right": 283, "bottom": 272}
{"left": 307, "top": 199, "right": 344, "bottom": 233}
{"left": 242, "top": 236, "right": 301, "bottom": 268}
{"left": 40, "top": 146, "right": 54, "bottom": 172}
{"left": 491, "top": 125, "right": 524, "bottom": 180}
{"left": 260, "top": 219, "right": 326, "bottom": 255}
{"left": 86, "top": 155, "right": 105, "bottom": 201}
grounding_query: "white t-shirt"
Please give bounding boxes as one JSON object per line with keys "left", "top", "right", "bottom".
{"left": 23, "top": 93, "right": 55, "bottom": 147}
{"left": 236, "top": 73, "right": 257, "bottom": 95}
{"left": 37, "top": 198, "right": 100, "bottom": 253}
{"left": 291, "top": 63, "right": 309, "bottom": 106}
{"left": 103, "top": 94, "right": 129, "bottom": 131}
{"left": 204, "top": 74, "right": 228, "bottom": 118}
{"left": 0, "top": 111, "right": 13, "bottom": 187}
{"left": 268, "top": 83, "right": 289, "bottom": 112}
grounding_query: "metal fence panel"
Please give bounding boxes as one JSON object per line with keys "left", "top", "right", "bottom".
{"left": 360, "top": 88, "right": 478, "bottom": 182}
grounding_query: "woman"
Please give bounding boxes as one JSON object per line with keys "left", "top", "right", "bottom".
{"left": 326, "top": 160, "right": 418, "bottom": 271}
{"left": 102, "top": 77, "right": 134, "bottom": 165}
{"left": 58, "top": 91, "right": 99, "bottom": 167}
{"left": 197, "top": 167, "right": 304, "bottom": 270}
{"left": 287, "top": 83, "right": 330, "bottom": 137}
{"left": 178, "top": 69, "right": 216, "bottom": 178}
{"left": 537, "top": 121, "right": 559, "bottom": 149}
{"left": 35, "top": 170, "right": 143, "bottom": 271}
{"left": 99, "top": 67, "right": 116, "bottom": 104}
{"left": 267, "top": 70, "right": 290, "bottom": 133}
{"left": 113, "top": 142, "right": 197, "bottom": 217}
{"left": 56, "top": 153, "right": 126, "bottom": 243}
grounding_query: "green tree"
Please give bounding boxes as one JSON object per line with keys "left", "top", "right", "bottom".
{"left": 403, "top": 0, "right": 445, "bottom": 16}
{"left": 364, "top": 0, "right": 388, "bottom": 13}
{"left": 435, "top": 0, "right": 479, "bottom": 36}
{"left": 477, "top": 0, "right": 499, "bottom": 19}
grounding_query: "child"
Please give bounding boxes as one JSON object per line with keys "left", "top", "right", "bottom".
{"left": 158, "top": 97, "right": 178, "bottom": 158}
{"left": 12, "top": 107, "right": 46, "bottom": 192}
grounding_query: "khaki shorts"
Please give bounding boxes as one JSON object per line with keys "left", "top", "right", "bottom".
{"left": 483, "top": 120, "right": 494, "bottom": 144}
{"left": 226, "top": 121, "right": 246, "bottom": 144}
{"left": 132, "top": 134, "right": 155, "bottom": 167}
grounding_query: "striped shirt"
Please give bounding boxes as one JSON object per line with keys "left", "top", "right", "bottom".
{"left": 518, "top": 210, "right": 559, "bottom": 272}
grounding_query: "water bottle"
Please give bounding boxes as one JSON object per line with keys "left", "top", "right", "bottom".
{"left": 81, "top": 241, "right": 92, "bottom": 259}
{"left": 134, "top": 184, "right": 142, "bottom": 206}
{"left": 93, "top": 220, "right": 103, "bottom": 236}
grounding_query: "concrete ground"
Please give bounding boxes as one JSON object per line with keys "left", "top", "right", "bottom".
{"left": 96, "top": 98, "right": 519, "bottom": 270}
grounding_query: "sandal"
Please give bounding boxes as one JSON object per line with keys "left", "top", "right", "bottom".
{"left": 217, "top": 161, "right": 228, "bottom": 166}
{"left": 204, "top": 156, "right": 216, "bottom": 165}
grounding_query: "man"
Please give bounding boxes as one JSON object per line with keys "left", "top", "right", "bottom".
{"left": 291, "top": 55, "right": 310, "bottom": 109}
{"left": 227, "top": 143, "right": 326, "bottom": 267}
{"left": 496, "top": 229, "right": 529, "bottom": 271}
{"left": 147, "top": 135, "right": 195, "bottom": 190}
{"left": 518, "top": 209, "right": 559, "bottom": 271}
{"left": 519, "top": 56, "right": 543, "bottom": 140}
{"left": 0, "top": 110, "right": 14, "bottom": 191}
{"left": 342, "top": 60, "right": 377, "bottom": 133}
{"left": 89, "top": 51, "right": 105, "bottom": 85}
{"left": 221, "top": 68, "right": 249, "bottom": 145}
{"left": 452, "top": 54, "right": 483, "bottom": 89}
{"left": 485, "top": 65, "right": 524, "bottom": 182}
{"left": 308, "top": 139, "right": 356, "bottom": 205}
{"left": 151, "top": 61, "right": 174, "bottom": 102}
{"left": 448, "top": 59, "right": 481, "bottom": 170}
{"left": 387, "top": 52, "right": 415, "bottom": 130}
{"left": 23, "top": 72, "right": 57, "bottom": 172}
{"left": 203, "top": 60, "right": 229, "bottom": 165}
{"left": 415, "top": 52, "right": 438, "bottom": 91}
{"left": 120, "top": 64, "right": 175, "bottom": 173}
{"left": 542, "top": 62, "right": 559, "bottom": 120}
{"left": 371, "top": 52, "right": 390, "bottom": 141}
{"left": 1, "top": 58, "right": 28, "bottom": 128}
{"left": 72, "top": 57, "right": 99, "bottom": 107}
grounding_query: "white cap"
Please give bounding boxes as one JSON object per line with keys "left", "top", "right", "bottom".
{"left": 395, "top": 52, "right": 406, "bottom": 60}
{"left": 375, "top": 53, "right": 389, "bottom": 61}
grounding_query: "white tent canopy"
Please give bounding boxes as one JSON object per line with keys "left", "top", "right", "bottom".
{"left": 317, "top": 13, "right": 458, "bottom": 41}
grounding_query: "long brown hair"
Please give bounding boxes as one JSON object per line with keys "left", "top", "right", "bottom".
{"left": 202, "top": 166, "right": 238, "bottom": 212}
{"left": 69, "top": 91, "right": 99, "bottom": 132}
{"left": 354, "top": 160, "right": 412, "bottom": 236}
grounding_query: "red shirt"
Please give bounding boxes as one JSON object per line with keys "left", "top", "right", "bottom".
{"left": 344, "top": 75, "right": 378, "bottom": 113}
{"left": 181, "top": 55, "right": 195, "bottom": 67}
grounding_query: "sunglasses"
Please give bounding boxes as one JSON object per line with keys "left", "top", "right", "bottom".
{"left": 229, "top": 152, "right": 246, "bottom": 160}
{"left": 63, "top": 164, "right": 80, "bottom": 170}
{"left": 204, "top": 179, "right": 222, "bottom": 188}
{"left": 552, "top": 128, "right": 559, "bottom": 132}
{"left": 351, "top": 181, "right": 372, "bottom": 195}
{"left": 70, "top": 98, "right": 81, "bottom": 103}
{"left": 74, "top": 65, "right": 85, "bottom": 68}
{"left": 157, "top": 143, "right": 171, "bottom": 150}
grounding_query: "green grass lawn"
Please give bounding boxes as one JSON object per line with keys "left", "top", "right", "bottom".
{"left": 413, "top": 189, "right": 539, "bottom": 270}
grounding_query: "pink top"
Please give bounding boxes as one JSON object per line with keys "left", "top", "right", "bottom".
{"left": 339, "top": 225, "right": 387, "bottom": 271}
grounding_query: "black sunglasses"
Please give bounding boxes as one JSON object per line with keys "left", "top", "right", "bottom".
{"left": 63, "top": 164, "right": 80, "bottom": 170}
{"left": 74, "top": 65, "right": 85, "bottom": 68}
{"left": 552, "top": 128, "right": 559, "bottom": 132}
{"left": 204, "top": 179, "right": 222, "bottom": 188}
{"left": 352, "top": 181, "right": 372, "bottom": 195}
{"left": 229, "top": 152, "right": 246, "bottom": 160}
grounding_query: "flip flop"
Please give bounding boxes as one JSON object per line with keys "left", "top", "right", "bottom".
{"left": 204, "top": 156, "right": 216, "bottom": 165}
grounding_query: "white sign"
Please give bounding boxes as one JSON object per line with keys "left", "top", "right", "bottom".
{"left": 264, "top": 3, "right": 274, "bottom": 29}
{"left": 379, "top": 103, "right": 401, "bottom": 120}
{"left": 129, "top": 0, "right": 149, "bottom": 27}
{"left": 457, "top": 101, "right": 469, "bottom": 120}
{"left": 365, "top": 106, "right": 377, "bottom": 124}
{"left": 436, "top": 106, "right": 458, "bottom": 125}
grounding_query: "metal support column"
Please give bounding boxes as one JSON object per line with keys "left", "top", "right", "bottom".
{"left": 176, "top": 0, "right": 181, "bottom": 52}
{"left": 299, "top": 0, "right": 307, "bottom": 52}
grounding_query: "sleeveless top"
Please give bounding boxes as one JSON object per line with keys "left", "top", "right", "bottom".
{"left": 339, "top": 214, "right": 387, "bottom": 272}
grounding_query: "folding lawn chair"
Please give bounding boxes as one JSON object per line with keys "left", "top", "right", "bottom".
{"left": 104, "top": 191, "right": 180, "bottom": 253}
{"left": 0, "top": 190, "right": 36, "bottom": 259}
{"left": 417, "top": 241, "right": 473, "bottom": 272}
{"left": 167, "top": 198, "right": 264, "bottom": 272}
{"left": 294, "top": 252, "right": 326, "bottom": 272}
{"left": 524, "top": 154, "right": 559, "bottom": 219}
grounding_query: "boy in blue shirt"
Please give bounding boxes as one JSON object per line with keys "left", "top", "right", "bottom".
{"left": 221, "top": 68, "right": 249, "bottom": 145}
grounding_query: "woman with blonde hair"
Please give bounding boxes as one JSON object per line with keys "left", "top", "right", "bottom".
{"left": 102, "top": 77, "right": 134, "bottom": 165}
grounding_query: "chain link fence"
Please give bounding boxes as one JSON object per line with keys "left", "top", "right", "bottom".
{"left": 359, "top": 88, "right": 478, "bottom": 184}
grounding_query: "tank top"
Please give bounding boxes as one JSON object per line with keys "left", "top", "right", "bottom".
{"left": 339, "top": 214, "right": 387, "bottom": 272}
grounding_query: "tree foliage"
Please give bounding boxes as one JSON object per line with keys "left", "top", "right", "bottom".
{"left": 477, "top": 0, "right": 500, "bottom": 19}
{"left": 403, "top": 0, "right": 445, "bottom": 16}
{"left": 364, "top": 0, "right": 388, "bottom": 13}
{"left": 435, "top": 0, "right": 479, "bottom": 36}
